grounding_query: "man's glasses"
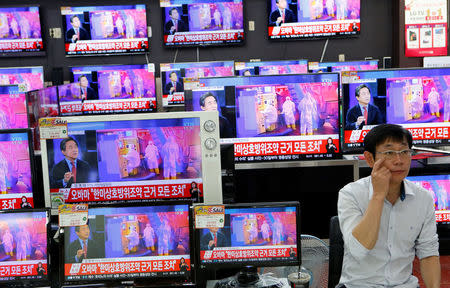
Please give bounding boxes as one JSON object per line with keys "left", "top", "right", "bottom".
{"left": 376, "top": 149, "right": 414, "bottom": 159}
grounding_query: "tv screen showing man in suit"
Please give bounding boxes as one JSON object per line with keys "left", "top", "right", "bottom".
{"left": 345, "top": 83, "right": 384, "bottom": 130}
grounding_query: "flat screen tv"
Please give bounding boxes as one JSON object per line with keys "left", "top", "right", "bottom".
{"left": 196, "top": 201, "right": 300, "bottom": 268}
{"left": 0, "top": 66, "right": 44, "bottom": 92}
{"left": 0, "top": 6, "right": 44, "bottom": 57}
{"left": 40, "top": 112, "right": 222, "bottom": 210}
{"left": 185, "top": 73, "right": 341, "bottom": 162}
{"left": 0, "top": 129, "right": 35, "bottom": 209}
{"left": 0, "top": 209, "right": 49, "bottom": 286}
{"left": 160, "top": 0, "right": 244, "bottom": 47}
{"left": 308, "top": 60, "right": 379, "bottom": 73}
{"left": 62, "top": 203, "right": 192, "bottom": 285}
{"left": 61, "top": 5, "right": 148, "bottom": 56}
{"left": 268, "top": 0, "right": 360, "bottom": 40}
{"left": 235, "top": 60, "right": 308, "bottom": 76}
{"left": 160, "top": 61, "right": 234, "bottom": 106}
{"left": 342, "top": 67, "right": 450, "bottom": 153}
{"left": 0, "top": 85, "right": 28, "bottom": 129}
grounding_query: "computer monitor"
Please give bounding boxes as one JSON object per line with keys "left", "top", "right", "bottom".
{"left": 0, "top": 85, "right": 28, "bottom": 129}
{"left": 341, "top": 67, "right": 450, "bottom": 153}
{"left": 62, "top": 203, "right": 192, "bottom": 285}
{"left": 185, "top": 73, "right": 341, "bottom": 162}
{"left": 0, "top": 209, "right": 49, "bottom": 286}
{"left": 0, "top": 129, "right": 34, "bottom": 209}
{"left": 235, "top": 60, "right": 308, "bottom": 76}
{"left": 195, "top": 201, "right": 300, "bottom": 268}
{"left": 40, "top": 111, "right": 222, "bottom": 210}
{"left": 308, "top": 60, "right": 379, "bottom": 73}
{"left": 160, "top": 61, "right": 234, "bottom": 107}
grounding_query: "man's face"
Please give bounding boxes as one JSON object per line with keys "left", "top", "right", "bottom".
{"left": 79, "top": 77, "right": 88, "bottom": 88}
{"left": 62, "top": 140, "right": 79, "bottom": 161}
{"left": 356, "top": 87, "right": 371, "bottom": 106}
{"left": 71, "top": 17, "right": 81, "bottom": 29}
{"left": 209, "top": 227, "right": 219, "bottom": 233}
{"left": 170, "top": 73, "right": 178, "bottom": 82}
{"left": 277, "top": 0, "right": 288, "bottom": 9}
{"left": 170, "top": 9, "right": 179, "bottom": 20}
{"left": 201, "top": 96, "right": 218, "bottom": 111}
{"left": 76, "top": 225, "right": 90, "bottom": 241}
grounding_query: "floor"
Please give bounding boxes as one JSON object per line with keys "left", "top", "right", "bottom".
{"left": 413, "top": 256, "right": 450, "bottom": 287}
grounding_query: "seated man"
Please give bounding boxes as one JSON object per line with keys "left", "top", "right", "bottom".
{"left": 337, "top": 124, "right": 440, "bottom": 288}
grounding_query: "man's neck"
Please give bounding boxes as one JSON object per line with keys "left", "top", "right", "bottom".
{"left": 386, "top": 182, "right": 402, "bottom": 205}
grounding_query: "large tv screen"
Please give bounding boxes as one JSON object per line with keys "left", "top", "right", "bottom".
{"left": 235, "top": 60, "right": 308, "bottom": 76}
{"left": 63, "top": 64, "right": 157, "bottom": 115}
{"left": 342, "top": 68, "right": 450, "bottom": 153}
{"left": 308, "top": 60, "right": 379, "bottom": 73}
{"left": 40, "top": 112, "right": 222, "bottom": 209}
{"left": 160, "top": 0, "right": 244, "bottom": 47}
{"left": 0, "top": 210, "right": 49, "bottom": 285}
{"left": 160, "top": 61, "right": 234, "bottom": 106}
{"left": 268, "top": 0, "right": 360, "bottom": 40}
{"left": 0, "top": 129, "right": 34, "bottom": 210}
{"left": 196, "top": 202, "right": 300, "bottom": 268}
{"left": 185, "top": 73, "right": 341, "bottom": 162}
{"left": 63, "top": 203, "right": 191, "bottom": 284}
{"left": 0, "top": 6, "right": 44, "bottom": 57}
{"left": 61, "top": 5, "right": 148, "bottom": 56}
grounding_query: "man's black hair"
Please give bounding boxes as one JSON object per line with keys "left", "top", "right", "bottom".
{"left": 363, "top": 124, "right": 413, "bottom": 157}
{"left": 70, "top": 15, "right": 80, "bottom": 23}
{"left": 169, "top": 8, "right": 178, "bottom": 16}
{"left": 199, "top": 92, "right": 217, "bottom": 107}
{"left": 355, "top": 84, "right": 370, "bottom": 97}
{"left": 60, "top": 137, "right": 78, "bottom": 152}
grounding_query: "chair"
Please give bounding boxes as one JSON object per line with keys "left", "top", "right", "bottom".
{"left": 328, "top": 216, "right": 344, "bottom": 288}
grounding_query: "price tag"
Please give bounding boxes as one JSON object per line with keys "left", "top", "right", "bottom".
{"left": 194, "top": 205, "right": 225, "bottom": 229}
{"left": 58, "top": 204, "right": 88, "bottom": 227}
{"left": 39, "top": 118, "right": 68, "bottom": 139}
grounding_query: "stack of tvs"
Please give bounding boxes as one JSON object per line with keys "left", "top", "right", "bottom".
{"left": 267, "top": 0, "right": 361, "bottom": 40}
{"left": 62, "top": 203, "right": 191, "bottom": 285}
{"left": 196, "top": 202, "right": 300, "bottom": 268}
{"left": 341, "top": 67, "right": 450, "bottom": 153}
{"left": 185, "top": 73, "right": 341, "bottom": 162}
{"left": 235, "top": 60, "right": 308, "bottom": 76}
{"left": 40, "top": 111, "right": 222, "bottom": 209}
{"left": 308, "top": 60, "right": 379, "bottom": 73}
{"left": 0, "top": 6, "right": 44, "bottom": 57}
{"left": 160, "top": 0, "right": 245, "bottom": 47}
{"left": 61, "top": 5, "right": 148, "bottom": 56}
{"left": 0, "top": 209, "right": 49, "bottom": 285}
{"left": 59, "top": 64, "right": 157, "bottom": 116}
{"left": 160, "top": 61, "right": 234, "bottom": 106}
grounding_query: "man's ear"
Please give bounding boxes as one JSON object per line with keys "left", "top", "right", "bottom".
{"left": 364, "top": 151, "right": 375, "bottom": 168}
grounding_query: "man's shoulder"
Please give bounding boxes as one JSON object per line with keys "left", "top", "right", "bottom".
{"left": 339, "top": 176, "right": 371, "bottom": 198}
{"left": 404, "top": 179, "right": 434, "bottom": 202}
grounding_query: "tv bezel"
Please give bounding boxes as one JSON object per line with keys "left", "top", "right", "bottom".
{"left": 194, "top": 201, "right": 301, "bottom": 270}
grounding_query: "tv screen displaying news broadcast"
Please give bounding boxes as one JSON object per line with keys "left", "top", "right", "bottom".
{"left": 0, "top": 66, "right": 44, "bottom": 92}
{"left": 61, "top": 5, "right": 148, "bottom": 56}
{"left": 235, "top": 60, "right": 308, "bottom": 76}
{"left": 64, "top": 64, "right": 156, "bottom": 115}
{"left": 160, "top": 61, "right": 234, "bottom": 106}
{"left": 43, "top": 117, "right": 203, "bottom": 208}
{"left": 308, "top": 60, "right": 379, "bottom": 73}
{"left": 160, "top": 0, "right": 244, "bottom": 47}
{"left": 64, "top": 204, "right": 190, "bottom": 282}
{"left": 406, "top": 174, "right": 450, "bottom": 223}
{"left": 342, "top": 68, "right": 450, "bottom": 153}
{"left": 0, "top": 85, "right": 28, "bottom": 130}
{"left": 0, "top": 6, "right": 44, "bottom": 56}
{"left": 0, "top": 130, "right": 34, "bottom": 210}
{"left": 197, "top": 202, "right": 299, "bottom": 267}
{"left": 268, "top": 0, "right": 360, "bottom": 40}
{"left": 185, "top": 73, "right": 341, "bottom": 162}
{"left": 0, "top": 210, "right": 48, "bottom": 283}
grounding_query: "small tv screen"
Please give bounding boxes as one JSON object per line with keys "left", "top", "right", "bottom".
{"left": 308, "top": 60, "right": 379, "bottom": 73}
{"left": 0, "top": 129, "right": 34, "bottom": 209}
{"left": 63, "top": 203, "right": 191, "bottom": 283}
{"left": 160, "top": 61, "right": 234, "bottom": 106}
{"left": 268, "top": 0, "right": 360, "bottom": 40}
{"left": 197, "top": 202, "right": 300, "bottom": 268}
{"left": 342, "top": 68, "right": 450, "bottom": 153}
{"left": 0, "top": 6, "right": 44, "bottom": 57}
{"left": 26, "top": 87, "right": 59, "bottom": 150}
{"left": 61, "top": 5, "right": 148, "bottom": 56}
{"left": 0, "top": 210, "right": 49, "bottom": 284}
{"left": 185, "top": 73, "right": 341, "bottom": 162}
{"left": 235, "top": 60, "right": 308, "bottom": 76}
{"left": 0, "top": 85, "right": 28, "bottom": 129}
{"left": 67, "top": 64, "right": 156, "bottom": 115}
{"left": 161, "top": 0, "right": 244, "bottom": 47}
{"left": 406, "top": 174, "right": 450, "bottom": 223}
{"left": 0, "top": 66, "right": 44, "bottom": 92}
